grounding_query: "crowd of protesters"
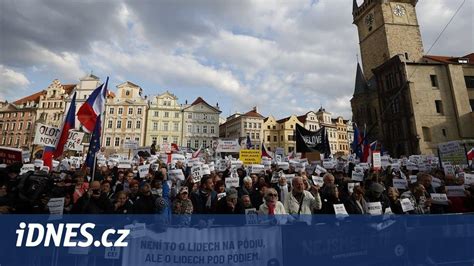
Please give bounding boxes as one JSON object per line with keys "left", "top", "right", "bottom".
{"left": 0, "top": 156, "right": 473, "bottom": 218}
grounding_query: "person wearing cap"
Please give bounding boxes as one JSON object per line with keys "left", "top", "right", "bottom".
{"left": 172, "top": 187, "right": 193, "bottom": 215}
{"left": 215, "top": 188, "right": 245, "bottom": 214}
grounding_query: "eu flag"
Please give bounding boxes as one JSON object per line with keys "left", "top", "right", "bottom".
{"left": 85, "top": 114, "right": 102, "bottom": 169}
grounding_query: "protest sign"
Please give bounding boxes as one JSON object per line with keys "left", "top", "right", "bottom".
{"left": 122, "top": 226, "right": 283, "bottom": 266}
{"left": 400, "top": 198, "right": 414, "bottom": 212}
{"left": 381, "top": 156, "right": 390, "bottom": 168}
{"left": 315, "top": 165, "right": 327, "bottom": 175}
{"left": 239, "top": 150, "right": 262, "bottom": 165}
{"left": 230, "top": 160, "right": 243, "bottom": 170}
{"left": 277, "top": 162, "right": 289, "bottom": 170}
{"left": 445, "top": 186, "right": 465, "bottom": 197}
{"left": 160, "top": 143, "right": 171, "bottom": 153}
{"left": 169, "top": 169, "right": 185, "bottom": 181}
{"left": 104, "top": 247, "right": 121, "bottom": 260}
{"left": 430, "top": 193, "right": 449, "bottom": 205}
{"left": 216, "top": 139, "right": 241, "bottom": 153}
{"left": 431, "top": 177, "right": 442, "bottom": 188}
{"left": 47, "top": 197, "right": 65, "bottom": 216}
{"left": 464, "top": 173, "right": 474, "bottom": 185}
{"left": 65, "top": 130, "right": 84, "bottom": 151}
{"left": 245, "top": 208, "right": 259, "bottom": 225}
{"left": 367, "top": 202, "right": 383, "bottom": 215}
{"left": 294, "top": 163, "right": 306, "bottom": 173}
{"left": 225, "top": 174, "right": 239, "bottom": 189}
{"left": 443, "top": 164, "right": 455, "bottom": 176}
{"left": 217, "top": 192, "right": 227, "bottom": 201}
{"left": 351, "top": 167, "right": 364, "bottom": 182}
{"left": 201, "top": 164, "right": 211, "bottom": 175}
{"left": 20, "top": 164, "right": 35, "bottom": 174}
{"left": 312, "top": 176, "right": 324, "bottom": 187}
{"left": 138, "top": 164, "right": 150, "bottom": 178}
{"left": 118, "top": 160, "right": 132, "bottom": 169}
{"left": 392, "top": 179, "right": 408, "bottom": 190}
{"left": 34, "top": 159, "right": 44, "bottom": 168}
{"left": 250, "top": 164, "right": 265, "bottom": 174}
{"left": 333, "top": 204, "right": 348, "bottom": 217}
{"left": 406, "top": 162, "right": 418, "bottom": 171}
{"left": 409, "top": 175, "right": 418, "bottom": 184}
{"left": 41, "top": 166, "right": 50, "bottom": 172}
{"left": 322, "top": 160, "right": 334, "bottom": 169}
{"left": 438, "top": 140, "right": 468, "bottom": 166}
{"left": 192, "top": 166, "right": 202, "bottom": 183}
{"left": 372, "top": 152, "right": 381, "bottom": 170}
{"left": 284, "top": 174, "right": 295, "bottom": 183}
{"left": 33, "top": 123, "right": 60, "bottom": 147}
{"left": 124, "top": 223, "right": 147, "bottom": 238}
{"left": 171, "top": 154, "right": 185, "bottom": 163}
{"left": 347, "top": 182, "right": 360, "bottom": 194}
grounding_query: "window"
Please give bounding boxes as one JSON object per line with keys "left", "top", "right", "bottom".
{"left": 152, "top": 136, "right": 157, "bottom": 143}
{"left": 153, "top": 122, "right": 158, "bottom": 131}
{"left": 173, "top": 122, "right": 179, "bottom": 131}
{"left": 290, "top": 125, "right": 294, "bottom": 129}
{"left": 194, "top": 140, "right": 199, "bottom": 148}
{"left": 256, "top": 133, "right": 260, "bottom": 139}
{"left": 244, "top": 122, "right": 247, "bottom": 128}
{"left": 163, "top": 122, "right": 168, "bottom": 131}
{"left": 442, "top": 128, "right": 447, "bottom": 137}
{"left": 5, "top": 123, "right": 9, "bottom": 131}
{"left": 258, "top": 123, "right": 261, "bottom": 129}
{"left": 273, "top": 126, "right": 276, "bottom": 130}
{"left": 465, "top": 76, "right": 474, "bottom": 88}
{"left": 187, "top": 125, "right": 192, "bottom": 133}
{"left": 288, "top": 135, "right": 292, "bottom": 141}
{"left": 430, "top": 75, "right": 438, "bottom": 87}
{"left": 18, "top": 123, "right": 22, "bottom": 130}
{"left": 135, "top": 137, "right": 140, "bottom": 143}
{"left": 117, "top": 121, "right": 122, "bottom": 128}
{"left": 470, "top": 99, "right": 474, "bottom": 112}
{"left": 106, "top": 137, "right": 111, "bottom": 146}
{"left": 267, "top": 125, "right": 270, "bottom": 129}
{"left": 118, "top": 108, "right": 123, "bottom": 114}
{"left": 187, "top": 113, "right": 192, "bottom": 119}
{"left": 251, "top": 133, "right": 255, "bottom": 139}
{"left": 173, "top": 137, "right": 178, "bottom": 144}
{"left": 196, "top": 126, "right": 200, "bottom": 133}
{"left": 203, "top": 140, "right": 207, "bottom": 148}
{"left": 114, "top": 137, "right": 120, "bottom": 146}
{"left": 164, "top": 112, "right": 169, "bottom": 118}
{"left": 162, "top": 137, "right": 168, "bottom": 143}
{"left": 27, "top": 122, "right": 31, "bottom": 130}
{"left": 128, "top": 108, "right": 133, "bottom": 115}
{"left": 267, "top": 135, "right": 270, "bottom": 141}
{"left": 8, "top": 137, "right": 12, "bottom": 145}
{"left": 126, "top": 90, "right": 130, "bottom": 96}
{"left": 136, "top": 121, "right": 141, "bottom": 129}
{"left": 422, "top": 127, "right": 431, "bottom": 142}
{"left": 175, "top": 112, "right": 179, "bottom": 118}
{"left": 154, "top": 111, "right": 159, "bottom": 117}
{"left": 127, "top": 121, "right": 132, "bottom": 128}
{"left": 210, "top": 126, "right": 215, "bottom": 134}
{"left": 137, "top": 108, "right": 142, "bottom": 115}
{"left": 435, "top": 100, "right": 444, "bottom": 114}
{"left": 281, "top": 136, "right": 283, "bottom": 141}
{"left": 274, "top": 136, "right": 277, "bottom": 142}
{"left": 12, "top": 123, "right": 15, "bottom": 130}
{"left": 203, "top": 125, "right": 207, "bottom": 133}
{"left": 187, "top": 140, "right": 191, "bottom": 148}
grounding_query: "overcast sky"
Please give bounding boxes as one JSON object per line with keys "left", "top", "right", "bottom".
{"left": 0, "top": 0, "right": 472, "bottom": 119}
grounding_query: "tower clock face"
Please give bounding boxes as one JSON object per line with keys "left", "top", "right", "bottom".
{"left": 365, "top": 13, "right": 374, "bottom": 26}
{"left": 393, "top": 4, "right": 406, "bottom": 16}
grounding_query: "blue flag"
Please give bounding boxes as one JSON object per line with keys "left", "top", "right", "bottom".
{"left": 352, "top": 124, "right": 362, "bottom": 158}
{"left": 85, "top": 114, "right": 102, "bottom": 169}
{"left": 246, "top": 135, "right": 252, "bottom": 149}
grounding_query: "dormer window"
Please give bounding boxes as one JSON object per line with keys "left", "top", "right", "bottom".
{"left": 126, "top": 90, "right": 130, "bottom": 96}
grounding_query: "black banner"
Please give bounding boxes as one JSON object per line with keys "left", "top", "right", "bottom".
{"left": 295, "top": 124, "right": 331, "bottom": 157}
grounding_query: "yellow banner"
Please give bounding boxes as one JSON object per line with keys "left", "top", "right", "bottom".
{"left": 239, "top": 149, "right": 262, "bottom": 165}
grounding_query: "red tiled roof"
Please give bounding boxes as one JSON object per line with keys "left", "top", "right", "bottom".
{"left": 13, "top": 90, "right": 44, "bottom": 105}
{"left": 187, "top": 97, "right": 220, "bottom": 112}
{"left": 424, "top": 53, "right": 474, "bottom": 65}
{"left": 243, "top": 110, "right": 264, "bottom": 118}
{"left": 297, "top": 115, "right": 307, "bottom": 124}
{"left": 62, "top": 84, "right": 76, "bottom": 94}
{"left": 107, "top": 91, "right": 115, "bottom": 98}
{"left": 276, "top": 116, "right": 291, "bottom": 124}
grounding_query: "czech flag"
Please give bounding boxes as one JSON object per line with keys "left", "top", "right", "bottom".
{"left": 53, "top": 92, "right": 76, "bottom": 158}
{"left": 467, "top": 148, "right": 474, "bottom": 161}
{"left": 352, "top": 124, "right": 362, "bottom": 159}
{"left": 262, "top": 143, "right": 272, "bottom": 158}
{"left": 77, "top": 77, "right": 108, "bottom": 133}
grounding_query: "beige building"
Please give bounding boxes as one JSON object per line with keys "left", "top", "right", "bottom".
{"left": 219, "top": 107, "right": 264, "bottom": 149}
{"left": 316, "top": 107, "right": 338, "bottom": 155}
{"left": 103, "top": 81, "right": 147, "bottom": 154}
{"left": 263, "top": 116, "right": 279, "bottom": 152}
{"left": 297, "top": 111, "right": 321, "bottom": 131}
{"left": 333, "top": 117, "right": 351, "bottom": 156}
{"left": 145, "top": 91, "right": 182, "bottom": 147}
{"left": 274, "top": 115, "right": 304, "bottom": 154}
{"left": 182, "top": 97, "right": 221, "bottom": 149}
{"left": 37, "top": 79, "right": 75, "bottom": 128}
{"left": 351, "top": 0, "right": 474, "bottom": 156}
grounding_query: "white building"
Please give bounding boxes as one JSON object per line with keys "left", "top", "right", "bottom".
{"left": 182, "top": 97, "right": 221, "bottom": 149}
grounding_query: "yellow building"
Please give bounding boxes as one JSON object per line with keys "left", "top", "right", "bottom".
{"left": 263, "top": 116, "right": 279, "bottom": 152}
{"left": 37, "top": 79, "right": 75, "bottom": 128}
{"left": 219, "top": 107, "right": 264, "bottom": 149}
{"left": 145, "top": 91, "right": 182, "bottom": 147}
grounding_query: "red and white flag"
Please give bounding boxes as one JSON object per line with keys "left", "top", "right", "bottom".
{"left": 77, "top": 77, "right": 108, "bottom": 133}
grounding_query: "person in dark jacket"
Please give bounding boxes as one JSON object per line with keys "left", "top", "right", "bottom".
{"left": 72, "top": 181, "right": 114, "bottom": 214}
{"left": 320, "top": 184, "right": 343, "bottom": 214}
{"left": 133, "top": 183, "right": 157, "bottom": 214}
{"left": 216, "top": 188, "right": 245, "bottom": 214}
{"left": 345, "top": 186, "right": 368, "bottom": 214}
{"left": 190, "top": 175, "right": 217, "bottom": 214}
{"left": 114, "top": 191, "right": 134, "bottom": 214}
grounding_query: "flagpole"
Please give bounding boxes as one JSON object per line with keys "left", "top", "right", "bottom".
{"left": 91, "top": 152, "right": 97, "bottom": 182}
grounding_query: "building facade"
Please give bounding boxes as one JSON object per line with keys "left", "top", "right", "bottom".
{"left": 37, "top": 79, "right": 75, "bottom": 128}
{"left": 219, "top": 107, "right": 264, "bottom": 149}
{"left": 352, "top": 0, "right": 474, "bottom": 156}
{"left": 316, "top": 108, "right": 338, "bottom": 155}
{"left": 262, "top": 116, "right": 279, "bottom": 152}
{"left": 103, "top": 81, "right": 147, "bottom": 155}
{"left": 182, "top": 97, "right": 221, "bottom": 149}
{"left": 274, "top": 115, "right": 304, "bottom": 154}
{"left": 297, "top": 111, "right": 321, "bottom": 131}
{"left": 145, "top": 91, "right": 182, "bottom": 147}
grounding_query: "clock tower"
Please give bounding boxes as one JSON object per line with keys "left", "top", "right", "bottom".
{"left": 353, "top": 0, "right": 424, "bottom": 79}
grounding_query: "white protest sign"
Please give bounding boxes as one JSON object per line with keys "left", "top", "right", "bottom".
{"left": 333, "top": 204, "right": 348, "bottom": 216}
{"left": 262, "top": 159, "right": 272, "bottom": 170}
{"left": 169, "top": 169, "right": 185, "bottom": 181}
{"left": 431, "top": 177, "right": 442, "bottom": 188}
{"left": 284, "top": 174, "right": 295, "bottom": 183}
{"left": 65, "top": 131, "right": 84, "bottom": 151}
{"left": 315, "top": 165, "right": 327, "bottom": 175}
{"left": 406, "top": 162, "right": 418, "bottom": 171}
{"left": 277, "top": 162, "right": 289, "bottom": 170}
{"left": 225, "top": 174, "right": 239, "bottom": 188}
{"left": 430, "top": 193, "right": 449, "bottom": 205}
{"left": 138, "top": 164, "right": 150, "bottom": 178}
{"left": 367, "top": 202, "right": 383, "bottom": 215}
{"left": 41, "top": 166, "right": 50, "bottom": 172}
{"left": 409, "top": 175, "right": 418, "bottom": 184}
{"left": 381, "top": 156, "right": 390, "bottom": 168}
{"left": 384, "top": 207, "right": 393, "bottom": 215}
{"left": 400, "top": 198, "right": 414, "bottom": 212}
{"left": 201, "top": 164, "right": 211, "bottom": 175}
{"left": 34, "top": 159, "right": 44, "bottom": 168}
{"left": 348, "top": 182, "right": 360, "bottom": 194}
{"left": 208, "top": 162, "right": 215, "bottom": 172}
{"left": 160, "top": 143, "right": 171, "bottom": 153}
{"left": 250, "top": 164, "right": 265, "bottom": 174}
{"left": 171, "top": 154, "right": 185, "bottom": 163}
{"left": 217, "top": 192, "right": 227, "bottom": 201}
{"left": 230, "top": 160, "right": 243, "bottom": 169}
{"left": 124, "top": 223, "right": 146, "bottom": 238}
{"left": 191, "top": 166, "right": 202, "bottom": 183}
{"left": 372, "top": 152, "right": 381, "bottom": 170}
{"left": 20, "top": 164, "right": 35, "bottom": 174}
{"left": 294, "top": 163, "right": 306, "bottom": 173}
{"left": 464, "top": 173, "right": 474, "bottom": 185}
{"left": 47, "top": 197, "right": 65, "bottom": 216}
{"left": 392, "top": 179, "right": 408, "bottom": 190}
{"left": 104, "top": 247, "right": 121, "bottom": 260}
{"left": 445, "top": 186, "right": 465, "bottom": 197}
{"left": 443, "top": 164, "right": 455, "bottom": 176}
{"left": 351, "top": 167, "right": 364, "bottom": 182}
{"left": 216, "top": 139, "right": 241, "bottom": 153}
{"left": 270, "top": 172, "right": 281, "bottom": 183}
{"left": 97, "top": 158, "right": 107, "bottom": 167}
{"left": 323, "top": 160, "right": 335, "bottom": 169}
{"left": 245, "top": 208, "right": 259, "bottom": 225}
{"left": 312, "top": 176, "right": 324, "bottom": 187}
{"left": 390, "top": 163, "right": 400, "bottom": 171}
{"left": 118, "top": 159, "right": 132, "bottom": 169}
{"left": 33, "top": 123, "right": 61, "bottom": 147}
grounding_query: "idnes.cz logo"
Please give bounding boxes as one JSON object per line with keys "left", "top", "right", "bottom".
{"left": 16, "top": 223, "right": 129, "bottom": 248}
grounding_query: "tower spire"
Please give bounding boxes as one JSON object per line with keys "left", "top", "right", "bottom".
{"left": 352, "top": 0, "right": 358, "bottom": 14}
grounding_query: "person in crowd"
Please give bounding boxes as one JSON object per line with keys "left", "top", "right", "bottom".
{"left": 0, "top": 183, "right": 13, "bottom": 214}
{"left": 284, "top": 176, "right": 321, "bottom": 215}
{"left": 72, "top": 181, "right": 114, "bottom": 214}
{"left": 366, "top": 182, "right": 390, "bottom": 212}
{"left": 63, "top": 193, "right": 74, "bottom": 214}
{"left": 72, "top": 172, "right": 89, "bottom": 204}
{"left": 241, "top": 195, "right": 254, "bottom": 209}
{"left": 345, "top": 186, "right": 368, "bottom": 214}
{"left": 190, "top": 175, "right": 217, "bottom": 214}
{"left": 259, "top": 188, "right": 286, "bottom": 215}
{"left": 128, "top": 180, "right": 140, "bottom": 203}
{"left": 215, "top": 188, "right": 244, "bottom": 214}
{"left": 101, "top": 180, "right": 115, "bottom": 200}
{"left": 320, "top": 184, "right": 343, "bottom": 214}
{"left": 238, "top": 176, "right": 253, "bottom": 197}
{"left": 386, "top": 187, "right": 403, "bottom": 214}
{"left": 215, "top": 180, "right": 226, "bottom": 194}
{"left": 401, "top": 183, "right": 431, "bottom": 214}
{"left": 273, "top": 175, "right": 290, "bottom": 204}
{"left": 322, "top": 173, "right": 335, "bottom": 188}
{"left": 133, "top": 183, "right": 157, "bottom": 214}
{"left": 114, "top": 191, "right": 133, "bottom": 214}
{"left": 172, "top": 187, "right": 193, "bottom": 215}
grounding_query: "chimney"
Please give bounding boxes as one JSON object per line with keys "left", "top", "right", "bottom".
{"left": 252, "top": 106, "right": 257, "bottom": 112}
{"left": 185, "top": 100, "right": 188, "bottom": 105}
